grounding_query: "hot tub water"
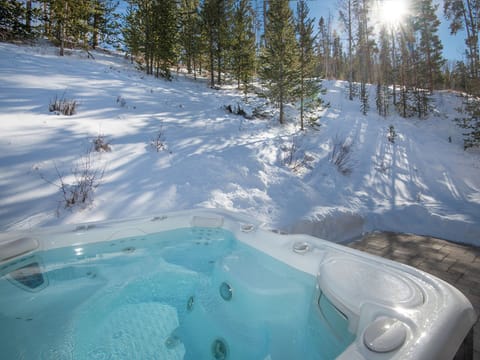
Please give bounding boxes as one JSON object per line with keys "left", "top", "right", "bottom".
{"left": 0, "top": 227, "right": 353, "bottom": 359}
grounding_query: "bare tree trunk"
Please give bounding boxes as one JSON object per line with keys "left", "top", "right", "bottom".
{"left": 209, "top": 35, "right": 215, "bottom": 87}
{"left": 92, "top": 7, "right": 99, "bottom": 49}
{"left": 43, "top": 2, "right": 49, "bottom": 36}
{"left": 464, "top": 0, "right": 479, "bottom": 79}
{"left": 300, "top": 79, "right": 304, "bottom": 130}
{"left": 391, "top": 29, "right": 397, "bottom": 105}
{"left": 347, "top": 1, "right": 353, "bottom": 101}
{"left": 279, "top": 61, "right": 284, "bottom": 124}
{"left": 26, "top": 0, "right": 32, "bottom": 34}
{"left": 279, "top": 95, "right": 284, "bottom": 124}
{"left": 60, "top": 2, "right": 68, "bottom": 56}
{"left": 263, "top": 0, "right": 267, "bottom": 44}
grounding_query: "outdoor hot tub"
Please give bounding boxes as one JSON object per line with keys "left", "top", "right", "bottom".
{"left": 0, "top": 210, "right": 475, "bottom": 359}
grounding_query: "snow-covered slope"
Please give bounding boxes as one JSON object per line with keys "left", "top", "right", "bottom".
{"left": 0, "top": 43, "right": 479, "bottom": 246}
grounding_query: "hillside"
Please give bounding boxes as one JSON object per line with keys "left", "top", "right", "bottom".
{"left": 0, "top": 43, "right": 479, "bottom": 246}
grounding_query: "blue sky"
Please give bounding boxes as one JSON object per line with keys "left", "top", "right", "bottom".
{"left": 302, "top": 0, "right": 466, "bottom": 61}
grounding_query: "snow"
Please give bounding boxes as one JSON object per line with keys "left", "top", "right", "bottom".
{"left": 0, "top": 42, "right": 479, "bottom": 246}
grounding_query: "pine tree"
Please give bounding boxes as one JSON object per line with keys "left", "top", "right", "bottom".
{"left": 296, "top": 0, "right": 320, "bottom": 130}
{"left": 412, "top": 0, "right": 445, "bottom": 93}
{"left": 122, "top": 1, "right": 143, "bottom": 63}
{"left": 36, "top": 0, "right": 118, "bottom": 55}
{"left": 200, "top": 0, "right": 218, "bottom": 87}
{"left": 444, "top": 0, "right": 480, "bottom": 88}
{"left": 46, "top": 0, "right": 91, "bottom": 55}
{"left": 89, "top": 0, "right": 120, "bottom": 49}
{"left": 25, "top": 0, "right": 32, "bottom": 33}
{"left": 122, "top": 1, "right": 178, "bottom": 79}
{"left": 215, "top": 0, "right": 234, "bottom": 85}
{"left": 260, "top": 0, "right": 298, "bottom": 125}
{"left": 179, "top": 0, "right": 202, "bottom": 77}
{"left": 317, "top": 15, "right": 332, "bottom": 79}
{"left": 331, "top": 31, "right": 345, "bottom": 79}
{"left": 376, "top": 26, "right": 392, "bottom": 117}
{"left": 201, "top": 0, "right": 234, "bottom": 87}
{"left": 360, "top": 83, "right": 369, "bottom": 115}
{"left": 0, "top": 0, "right": 28, "bottom": 39}
{"left": 456, "top": 94, "right": 480, "bottom": 149}
{"left": 355, "top": 0, "right": 374, "bottom": 115}
{"left": 452, "top": 60, "right": 470, "bottom": 91}
{"left": 339, "top": 0, "right": 356, "bottom": 101}
{"left": 152, "top": 1, "right": 178, "bottom": 79}
{"left": 231, "top": 0, "right": 256, "bottom": 96}
{"left": 396, "top": 22, "right": 417, "bottom": 118}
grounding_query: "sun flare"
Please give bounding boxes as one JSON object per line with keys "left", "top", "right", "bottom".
{"left": 379, "top": 0, "right": 409, "bottom": 26}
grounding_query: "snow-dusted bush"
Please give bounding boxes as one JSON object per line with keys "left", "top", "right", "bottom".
{"left": 150, "top": 128, "right": 168, "bottom": 153}
{"left": 252, "top": 105, "right": 271, "bottom": 119}
{"left": 49, "top": 94, "right": 77, "bottom": 116}
{"left": 455, "top": 94, "right": 480, "bottom": 150}
{"left": 60, "top": 155, "right": 103, "bottom": 208}
{"left": 282, "top": 139, "right": 314, "bottom": 174}
{"left": 224, "top": 103, "right": 253, "bottom": 119}
{"left": 282, "top": 138, "right": 299, "bottom": 168}
{"left": 116, "top": 95, "right": 127, "bottom": 107}
{"left": 388, "top": 125, "right": 396, "bottom": 144}
{"left": 39, "top": 148, "right": 105, "bottom": 209}
{"left": 93, "top": 134, "right": 111, "bottom": 152}
{"left": 330, "top": 135, "right": 355, "bottom": 175}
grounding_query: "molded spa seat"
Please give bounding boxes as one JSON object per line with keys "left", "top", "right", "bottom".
{"left": 318, "top": 257, "right": 424, "bottom": 323}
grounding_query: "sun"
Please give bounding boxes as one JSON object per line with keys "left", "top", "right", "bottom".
{"left": 379, "top": 0, "right": 409, "bottom": 26}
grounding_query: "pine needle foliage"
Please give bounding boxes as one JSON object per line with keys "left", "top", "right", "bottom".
{"left": 259, "top": 0, "right": 299, "bottom": 125}
{"left": 296, "top": 0, "right": 321, "bottom": 130}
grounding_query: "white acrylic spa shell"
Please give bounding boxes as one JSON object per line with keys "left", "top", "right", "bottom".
{"left": 0, "top": 209, "right": 476, "bottom": 360}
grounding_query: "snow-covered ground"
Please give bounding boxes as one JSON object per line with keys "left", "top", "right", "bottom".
{"left": 0, "top": 42, "right": 479, "bottom": 246}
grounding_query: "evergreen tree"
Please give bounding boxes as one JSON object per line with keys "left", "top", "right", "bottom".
{"left": 122, "top": 1, "right": 178, "bottom": 79}
{"left": 376, "top": 26, "right": 392, "bottom": 117}
{"left": 201, "top": 0, "right": 234, "bottom": 87}
{"left": 390, "top": 27, "right": 398, "bottom": 106}
{"left": 122, "top": 1, "right": 143, "bottom": 63}
{"left": 452, "top": 60, "right": 470, "bottom": 91}
{"left": 412, "top": 87, "right": 430, "bottom": 118}
{"left": 317, "top": 14, "right": 332, "bottom": 79}
{"left": 215, "top": 0, "right": 234, "bottom": 85}
{"left": 231, "top": 0, "right": 256, "bottom": 96}
{"left": 89, "top": 0, "right": 120, "bottom": 49}
{"left": 331, "top": 31, "right": 345, "bottom": 79}
{"left": 46, "top": 0, "right": 91, "bottom": 55}
{"left": 0, "top": 0, "right": 28, "bottom": 39}
{"left": 412, "top": 0, "right": 445, "bottom": 92}
{"left": 36, "top": 0, "right": 119, "bottom": 55}
{"left": 152, "top": 1, "right": 178, "bottom": 79}
{"left": 396, "top": 22, "right": 417, "bottom": 118}
{"left": 296, "top": 0, "right": 320, "bottom": 130}
{"left": 360, "top": 83, "right": 369, "bottom": 115}
{"left": 200, "top": 0, "right": 218, "bottom": 87}
{"left": 0, "top": 0, "right": 43, "bottom": 39}
{"left": 179, "top": 0, "right": 202, "bottom": 77}
{"left": 260, "top": 0, "right": 298, "bottom": 124}
{"left": 25, "top": 0, "right": 32, "bottom": 33}
{"left": 339, "top": 0, "right": 356, "bottom": 100}
{"left": 444, "top": 0, "right": 479, "bottom": 88}
{"left": 355, "top": 0, "right": 374, "bottom": 115}
{"left": 456, "top": 94, "right": 480, "bottom": 149}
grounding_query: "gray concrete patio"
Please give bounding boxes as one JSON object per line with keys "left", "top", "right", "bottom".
{"left": 348, "top": 232, "right": 480, "bottom": 360}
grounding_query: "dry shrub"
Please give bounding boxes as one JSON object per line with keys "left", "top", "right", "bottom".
{"left": 330, "top": 135, "right": 355, "bottom": 175}
{"left": 93, "top": 134, "right": 112, "bottom": 152}
{"left": 49, "top": 94, "right": 77, "bottom": 116}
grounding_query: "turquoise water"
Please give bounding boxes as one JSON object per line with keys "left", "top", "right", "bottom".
{"left": 0, "top": 227, "right": 354, "bottom": 359}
